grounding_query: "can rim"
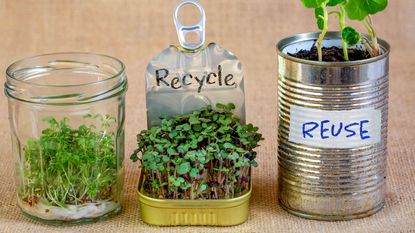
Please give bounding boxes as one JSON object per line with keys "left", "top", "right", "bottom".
{"left": 137, "top": 188, "right": 252, "bottom": 208}
{"left": 276, "top": 31, "right": 390, "bottom": 67}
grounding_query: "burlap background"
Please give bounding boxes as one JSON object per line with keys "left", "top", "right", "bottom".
{"left": 0, "top": 0, "right": 414, "bottom": 232}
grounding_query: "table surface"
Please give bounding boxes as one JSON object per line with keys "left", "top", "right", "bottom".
{"left": 1, "top": 1, "right": 414, "bottom": 232}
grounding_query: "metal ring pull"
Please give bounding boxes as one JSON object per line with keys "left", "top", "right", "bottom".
{"left": 174, "top": 0, "right": 206, "bottom": 50}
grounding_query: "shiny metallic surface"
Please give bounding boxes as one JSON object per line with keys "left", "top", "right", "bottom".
{"left": 137, "top": 172, "right": 251, "bottom": 226}
{"left": 174, "top": 0, "right": 206, "bottom": 50}
{"left": 276, "top": 32, "right": 390, "bottom": 220}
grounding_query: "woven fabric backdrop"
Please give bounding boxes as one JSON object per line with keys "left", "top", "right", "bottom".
{"left": 0, "top": 0, "right": 414, "bottom": 232}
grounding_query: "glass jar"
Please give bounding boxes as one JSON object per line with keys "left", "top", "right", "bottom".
{"left": 5, "top": 52, "right": 128, "bottom": 224}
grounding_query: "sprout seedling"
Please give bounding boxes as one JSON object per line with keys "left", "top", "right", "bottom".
{"left": 21, "top": 114, "right": 118, "bottom": 208}
{"left": 300, "top": 0, "right": 388, "bottom": 61}
{"left": 344, "top": 0, "right": 388, "bottom": 57}
{"left": 131, "top": 103, "right": 264, "bottom": 200}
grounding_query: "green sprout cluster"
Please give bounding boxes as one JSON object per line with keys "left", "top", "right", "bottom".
{"left": 21, "top": 114, "right": 119, "bottom": 208}
{"left": 301, "top": 0, "right": 388, "bottom": 61}
{"left": 131, "top": 103, "right": 263, "bottom": 200}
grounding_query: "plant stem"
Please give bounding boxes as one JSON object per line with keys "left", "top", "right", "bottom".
{"left": 38, "top": 144, "right": 46, "bottom": 198}
{"left": 317, "top": 6, "right": 329, "bottom": 62}
{"left": 363, "top": 15, "right": 380, "bottom": 57}
{"left": 361, "top": 37, "right": 374, "bottom": 55}
{"left": 339, "top": 5, "right": 349, "bottom": 61}
{"left": 174, "top": 168, "right": 178, "bottom": 199}
{"left": 190, "top": 182, "right": 195, "bottom": 200}
{"left": 157, "top": 171, "right": 164, "bottom": 197}
{"left": 328, "top": 8, "right": 348, "bottom": 61}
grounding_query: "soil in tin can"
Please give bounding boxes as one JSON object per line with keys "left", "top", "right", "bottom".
{"left": 289, "top": 46, "right": 371, "bottom": 62}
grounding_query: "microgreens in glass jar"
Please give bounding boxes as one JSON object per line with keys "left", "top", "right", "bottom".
{"left": 5, "top": 52, "right": 127, "bottom": 224}
{"left": 21, "top": 115, "right": 118, "bottom": 207}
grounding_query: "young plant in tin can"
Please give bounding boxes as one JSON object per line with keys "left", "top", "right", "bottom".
{"left": 277, "top": 0, "right": 390, "bottom": 221}
{"left": 131, "top": 103, "right": 263, "bottom": 200}
{"left": 344, "top": 0, "right": 388, "bottom": 57}
{"left": 300, "top": 0, "right": 388, "bottom": 61}
{"left": 19, "top": 114, "right": 120, "bottom": 220}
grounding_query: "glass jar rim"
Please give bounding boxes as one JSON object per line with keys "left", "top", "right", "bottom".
{"left": 5, "top": 52, "right": 128, "bottom": 105}
{"left": 6, "top": 52, "right": 125, "bottom": 88}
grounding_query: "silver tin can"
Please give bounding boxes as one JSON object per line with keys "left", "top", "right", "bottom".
{"left": 277, "top": 32, "right": 390, "bottom": 220}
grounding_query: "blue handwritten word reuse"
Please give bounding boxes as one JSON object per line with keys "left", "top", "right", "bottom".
{"left": 302, "top": 120, "right": 371, "bottom": 140}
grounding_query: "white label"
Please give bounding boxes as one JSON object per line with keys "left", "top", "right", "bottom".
{"left": 289, "top": 105, "right": 382, "bottom": 148}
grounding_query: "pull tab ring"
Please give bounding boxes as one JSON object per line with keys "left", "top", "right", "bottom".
{"left": 174, "top": 0, "right": 206, "bottom": 50}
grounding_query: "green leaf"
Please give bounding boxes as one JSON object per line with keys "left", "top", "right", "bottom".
{"left": 169, "top": 131, "right": 178, "bottom": 139}
{"left": 223, "top": 143, "right": 234, "bottom": 149}
{"left": 177, "top": 162, "right": 191, "bottom": 175}
{"left": 189, "top": 168, "right": 198, "bottom": 178}
{"left": 216, "top": 103, "right": 226, "bottom": 110}
{"left": 220, "top": 151, "right": 228, "bottom": 159}
{"left": 345, "top": 0, "right": 368, "bottom": 20}
{"left": 180, "top": 182, "right": 191, "bottom": 190}
{"left": 235, "top": 161, "right": 242, "bottom": 167}
{"left": 362, "top": 0, "right": 388, "bottom": 15}
{"left": 189, "top": 116, "right": 200, "bottom": 125}
{"left": 178, "top": 144, "right": 190, "bottom": 154}
{"left": 327, "top": 0, "right": 344, "bottom": 7}
{"left": 130, "top": 150, "right": 139, "bottom": 162}
{"left": 182, "top": 124, "right": 191, "bottom": 131}
{"left": 301, "top": 0, "right": 327, "bottom": 8}
{"left": 150, "top": 127, "right": 161, "bottom": 134}
{"left": 229, "top": 152, "right": 239, "bottom": 160}
{"left": 193, "top": 125, "right": 203, "bottom": 132}
{"left": 345, "top": 0, "right": 387, "bottom": 20}
{"left": 173, "top": 180, "right": 181, "bottom": 187}
{"left": 142, "top": 151, "right": 155, "bottom": 162}
{"left": 167, "top": 148, "right": 178, "bottom": 156}
{"left": 155, "top": 144, "right": 164, "bottom": 152}
{"left": 198, "top": 156, "right": 206, "bottom": 163}
{"left": 157, "top": 164, "right": 165, "bottom": 171}
{"left": 226, "top": 103, "right": 236, "bottom": 110}
{"left": 185, "top": 151, "right": 197, "bottom": 161}
{"left": 197, "top": 136, "right": 204, "bottom": 142}
{"left": 315, "top": 7, "right": 325, "bottom": 30}
{"left": 162, "top": 155, "right": 170, "bottom": 163}
{"left": 342, "top": 26, "right": 361, "bottom": 46}
{"left": 150, "top": 163, "right": 158, "bottom": 171}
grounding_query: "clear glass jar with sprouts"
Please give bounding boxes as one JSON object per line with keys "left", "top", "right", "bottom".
{"left": 5, "top": 52, "right": 128, "bottom": 224}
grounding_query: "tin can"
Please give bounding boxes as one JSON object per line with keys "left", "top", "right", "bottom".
{"left": 136, "top": 0, "right": 252, "bottom": 226}
{"left": 137, "top": 172, "right": 251, "bottom": 226}
{"left": 276, "top": 32, "right": 390, "bottom": 220}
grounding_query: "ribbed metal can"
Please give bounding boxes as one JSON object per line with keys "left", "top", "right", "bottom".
{"left": 276, "top": 32, "right": 390, "bottom": 220}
